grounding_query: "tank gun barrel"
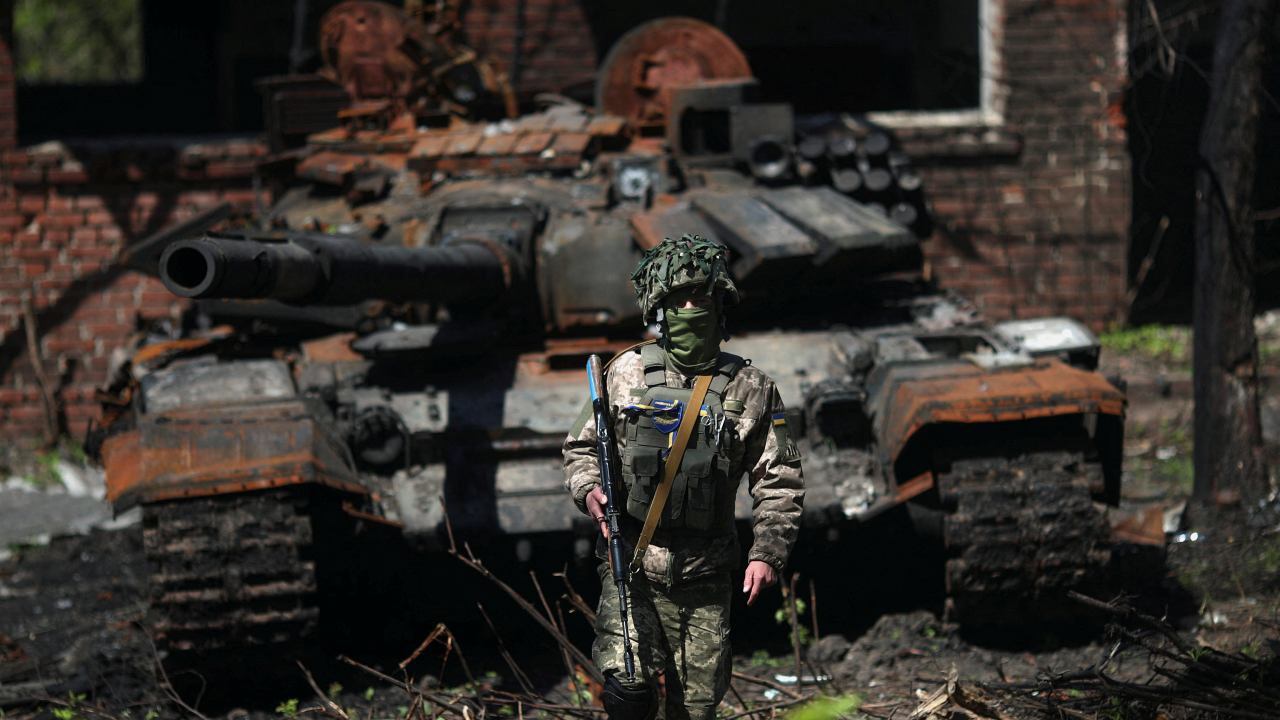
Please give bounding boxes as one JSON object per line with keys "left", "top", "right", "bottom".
{"left": 159, "top": 233, "right": 513, "bottom": 305}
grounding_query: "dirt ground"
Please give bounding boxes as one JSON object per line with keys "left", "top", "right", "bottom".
{"left": 2, "top": 335, "right": 1279, "bottom": 720}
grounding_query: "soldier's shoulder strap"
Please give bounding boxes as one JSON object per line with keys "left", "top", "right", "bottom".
{"left": 640, "top": 342, "right": 667, "bottom": 388}
{"left": 710, "top": 352, "right": 745, "bottom": 397}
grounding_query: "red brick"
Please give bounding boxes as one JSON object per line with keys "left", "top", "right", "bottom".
{"left": 13, "top": 247, "right": 57, "bottom": 261}
{"left": 0, "top": 213, "right": 23, "bottom": 229}
{"left": 62, "top": 385, "right": 99, "bottom": 403}
{"left": 129, "top": 192, "right": 161, "bottom": 209}
{"left": 46, "top": 196, "right": 74, "bottom": 212}
{"left": 71, "top": 227, "right": 100, "bottom": 243}
{"left": 79, "top": 355, "right": 111, "bottom": 373}
{"left": 18, "top": 263, "right": 45, "bottom": 277}
{"left": 110, "top": 274, "right": 144, "bottom": 290}
{"left": 64, "top": 403, "right": 101, "bottom": 422}
{"left": 85, "top": 210, "right": 116, "bottom": 226}
{"left": 204, "top": 160, "right": 256, "bottom": 178}
{"left": 43, "top": 337, "right": 95, "bottom": 354}
{"left": 43, "top": 229, "right": 71, "bottom": 244}
{"left": 14, "top": 229, "right": 40, "bottom": 245}
{"left": 44, "top": 212, "right": 86, "bottom": 228}
{"left": 83, "top": 323, "right": 131, "bottom": 339}
{"left": 18, "top": 195, "right": 44, "bottom": 214}
{"left": 179, "top": 190, "right": 219, "bottom": 206}
{"left": 0, "top": 387, "right": 36, "bottom": 405}
{"left": 6, "top": 405, "right": 46, "bottom": 422}
{"left": 96, "top": 290, "right": 136, "bottom": 306}
{"left": 36, "top": 277, "right": 73, "bottom": 291}
{"left": 73, "top": 195, "right": 106, "bottom": 211}
{"left": 143, "top": 278, "right": 174, "bottom": 294}
{"left": 84, "top": 258, "right": 112, "bottom": 273}
{"left": 69, "top": 306, "right": 124, "bottom": 323}
{"left": 67, "top": 246, "right": 115, "bottom": 261}
{"left": 139, "top": 291, "right": 178, "bottom": 307}
{"left": 219, "top": 189, "right": 261, "bottom": 205}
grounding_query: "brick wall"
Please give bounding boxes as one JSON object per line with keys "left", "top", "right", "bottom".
{"left": 906, "top": 0, "right": 1130, "bottom": 327}
{"left": 0, "top": 140, "right": 266, "bottom": 443}
{"left": 461, "top": 0, "right": 598, "bottom": 98}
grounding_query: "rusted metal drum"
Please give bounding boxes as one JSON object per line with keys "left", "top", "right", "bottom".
{"left": 595, "top": 17, "right": 752, "bottom": 130}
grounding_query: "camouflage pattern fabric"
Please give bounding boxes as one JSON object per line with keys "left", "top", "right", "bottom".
{"left": 594, "top": 565, "right": 732, "bottom": 720}
{"left": 564, "top": 345, "right": 805, "bottom": 580}
{"left": 564, "top": 343, "right": 804, "bottom": 718}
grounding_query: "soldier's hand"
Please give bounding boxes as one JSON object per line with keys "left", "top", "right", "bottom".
{"left": 585, "top": 485, "right": 610, "bottom": 539}
{"left": 743, "top": 560, "right": 777, "bottom": 606}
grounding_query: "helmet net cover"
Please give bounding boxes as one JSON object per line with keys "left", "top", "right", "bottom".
{"left": 630, "top": 234, "right": 739, "bottom": 324}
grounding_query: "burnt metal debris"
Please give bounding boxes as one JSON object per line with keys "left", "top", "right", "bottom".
{"left": 88, "top": 3, "right": 1131, "bottom": 649}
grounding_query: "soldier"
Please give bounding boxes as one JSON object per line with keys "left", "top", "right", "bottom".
{"left": 563, "top": 234, "right": 805, "bottom": 720}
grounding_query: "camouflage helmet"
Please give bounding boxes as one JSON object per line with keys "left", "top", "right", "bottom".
{"left": 630, "top": 234, "right": 739, "bottom": 324}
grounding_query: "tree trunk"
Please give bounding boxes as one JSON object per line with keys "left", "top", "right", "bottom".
{"left": 1192, "top": 0, "right": 1276, "bottom": 512}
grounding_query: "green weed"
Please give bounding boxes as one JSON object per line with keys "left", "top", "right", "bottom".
{"left": 785, "top": 693, "right": 864, "bottom": 720}
{"left": 275, "top": 698, "right": 300, "bottom": 718}
{"left": 19, "top": 440, "right": 90, "bottom": 490}
{"left": 775, "top": 596, "right": 812, "bottom": 648}
{"left": 1155, "top": 455, "right": 1194, "bottom": 494}
{"left": 1100, "top": 324, "right": 1191, "bottom": 366}
{"left": 26, "top": 449, "right": 62, "bottom": 489}
{"left": 750, "top": 649, "right": 787, "bottom": 668}
{"left": 50, "top": 693, "right": 88, "bottom": 720}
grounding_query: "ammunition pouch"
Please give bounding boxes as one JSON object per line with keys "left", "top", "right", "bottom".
{"left": 602, "top": 674, "right": 658, "bottom": 720}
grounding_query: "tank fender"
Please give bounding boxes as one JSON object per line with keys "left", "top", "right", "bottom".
{"left": 870, "top": 358, "right": 1125, "bottom": 467}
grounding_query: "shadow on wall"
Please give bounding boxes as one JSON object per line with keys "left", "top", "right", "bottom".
{"left": 0, "top": 159, "right": 185, "bottom": 437}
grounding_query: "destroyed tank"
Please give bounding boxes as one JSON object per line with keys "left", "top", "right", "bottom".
{"left": 91, "top": 6, "right": 1126, "bottom": 649}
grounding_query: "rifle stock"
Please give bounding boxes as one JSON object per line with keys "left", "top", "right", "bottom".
{"left": 587, "top": 354, "right": 637, "bottom": 682}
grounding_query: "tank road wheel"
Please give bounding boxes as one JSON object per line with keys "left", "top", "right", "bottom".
{"left": 937, "top": 451, "right": 1111, "bottom": 626}
{"left": 140, "top": 487, "right": 323, "bottom": 650}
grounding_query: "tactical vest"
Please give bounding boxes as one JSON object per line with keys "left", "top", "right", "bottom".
{"left": 620, "top": 343, "right": 744, "bottom": 535}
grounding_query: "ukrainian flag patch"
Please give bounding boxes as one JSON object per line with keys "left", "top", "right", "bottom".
{"left": 770, "top": 411, "right": 801, "bottom": 463}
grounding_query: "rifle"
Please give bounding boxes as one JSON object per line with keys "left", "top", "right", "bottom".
{"left": 587, "top": 354, "right": 637, "bottom": 683}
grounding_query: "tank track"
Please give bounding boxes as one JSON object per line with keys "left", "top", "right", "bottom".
{"left": 938, "top": 451, "right": 1111, "bottom": 625}
{"left": 141, "top": 488, "right": 320, "bottom": 650}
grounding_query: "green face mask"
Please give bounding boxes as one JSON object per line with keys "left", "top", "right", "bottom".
{"left": 663, "top": 304, "right": 721, "bottom": 374}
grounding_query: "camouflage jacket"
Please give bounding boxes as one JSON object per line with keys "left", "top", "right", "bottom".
{"left": 563, "top": 343, "right": 805, "bottom": 585}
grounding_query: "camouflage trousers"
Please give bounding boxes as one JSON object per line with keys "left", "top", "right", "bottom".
{"left": 594, "top": 565, "right": 733, "bottom": 720}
